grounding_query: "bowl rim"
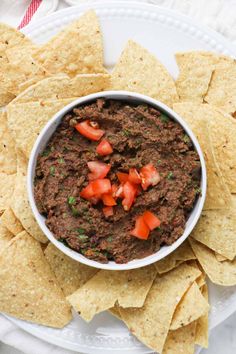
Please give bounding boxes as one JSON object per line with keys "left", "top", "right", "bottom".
{"left": 27, "top": 90, "right": 207, "bottom": 270}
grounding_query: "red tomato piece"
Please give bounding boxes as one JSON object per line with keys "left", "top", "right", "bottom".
{"left": 80, "top": 182, "right": 95, "bottom": 200}
{"left": 75, "top": 120, "right": 104, "bottom": 141}
{"left": 87, "top": 161, "right": 111, "bottom": 181}
{"left": 140, "top": 163, "right": 161, "bottom": 190}
{"left": 128, "top": 168, "right": 142, "bottom": 184}
{"left": 122, "top": 181, "right": 137, "bottom": 211}
{"left": 130, "top": 216, "right": 150, "bottom": 240}
{"left": 102, "top": 194, "right": 117, "bottom": 206}
{"left": 143, "top": 211, "right": 161, "bottom": 230}
{"left": 103, "top": 206, "right": 114, "bottom": 218}
{"left": 117, "top": 172, "right": 129, "bottom": 183}
{"left": 91, "top": 179, "right": 112, "bottom": 195}
{"left": 111, "top": 184, "right": 118, "bottom": 198}
{"left": 96, "top": 139, "right": 113, "bottom": 156}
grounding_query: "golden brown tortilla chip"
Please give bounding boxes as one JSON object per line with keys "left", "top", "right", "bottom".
{"left": 205, "top": 61, "right": 236, "bottom": 115}
{"left": 7, "top": 98, "right": 74, "bottom": 158}
{"left": 111, "top": 40, "right": 178, "bottom": 107}
{"left": 67, "top": 265, "right": 157, "bottom": 322}
{"left": 170, "top": 282, "right": 209, "bottom": 330}
{"left": 33, "top": 10, "right": 106, "bottom": 76}
{"left": 163, "top": 322, "right": 196, "bottom": 354}
{"left": 0, "top": 23, "right": 32, "bottom": 58}
{"left": 175, "top": 51, "right": 232, "bottom": 103}
{"left": 11, "top": 153, "right": 47, "bottom": 243}
{"left": 0, "top": 172, "right": 16, "bottom": 213}
{"left": 191, "top": 208, "right": 236, "bottom": 260}
{"left": 189, "top": 238, "right": 236, "bottom": 286}
{"left": 195, "top": 284, "right": 209, "bottom": 348}
{"left": 215, "top": 253, "right": 229, "bottom": 262}
{"left": 12, "top": 73, "right": 110, "bottom": 104}
{"left": 0, "top": 231, "right": 72, "bottom": 327}
{"left": 1, "top": 207, "right": 23, "bottom": 236}
{"left": 173, "top": 102, "right": 232, "bottom": 209}
{"left": 207, "top": 108, "right": 236, "bottom": 192}
{"left": 0, "top": 224, "right": 13, "bottom": 251}
{"left": 119, "top": 263, "right": 201, "bottom": 353}
{"left": 154, "top": 240, "right": 195, "bottom": 273}
{"left": 109, "top": 306, "right": 122, "bottom": 320}
{"left": 0, "top": 112, "right": 16, "bottom": 174}
{"left": 44, "top": 243, "right": 98, "bottom": 296}
{"left": 196, "top": 273, "right": 206, "bottom": 288}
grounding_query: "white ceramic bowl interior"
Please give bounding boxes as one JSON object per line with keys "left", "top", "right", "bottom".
{"left": 28, "top": 91, "right": 207, "bottom": 270}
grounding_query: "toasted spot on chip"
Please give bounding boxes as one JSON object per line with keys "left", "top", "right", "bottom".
{"left": 119, "top": 263, "right": 201, "bottom": 353}
{"left": 0, "top": 231, "right": 72, "bottom": 327}
{"left": 163, "top": 322, "right": 196, "bottom": 354}
{"left": 190, "top": 238, "right": 236, "bottom": 286}
{"left": 67, "top": 265, "right": 157, "bottom": 322}
{"left": 1, "top": 207, "right": 23, "bottom": 236}
{"left": 44, "top": 243, "right": 98, "bottom": 296}
{"left": 111, "top": 40, "right": 179, "bottom": 107}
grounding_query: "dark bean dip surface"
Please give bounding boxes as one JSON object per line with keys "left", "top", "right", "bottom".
{"left": 34, "top": 99, "right": 201, "bottom": 264}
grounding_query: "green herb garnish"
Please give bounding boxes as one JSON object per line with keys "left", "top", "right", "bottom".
{"left": 58, "top": 238, "right": 67, "bottom": 245}
{"left": 160, "top": 114, "right": 170, "bottom": 123}
{"left": 107, "top": 236, "right": 113, "bottom": 242}
{"left": 49, "top": 166, "right": 55, "bottom": 176}
{"left": 71, "top": 206, "right": 79, "bottom": 217}
{"left": 183, "top": 134, "right": 190, "bottom": 143}
{"left": 167, "top": 171, "right": 173, "bottom": 180}
{"left": 157, "top": 159, "right": 162, "bottom": 164}
{"left": 195, "top": 187, "right": 202, "bottom": 195}
{"left": 68, "top": 196, "right": 76, "bottom": 205}
{"left": 77, "top": 234, "right": 88, "bottom": 241}
{"left": 76, "top": 228, "right": 85, "bottom": 234}
{"left": 58, "top": 158, "right": 65, "bottom": 164}
{"left": 42, "top": 148, "right": 50, "bottom": 157}
{"left": 123, "top": 129, "right": 131, "bottom": 137}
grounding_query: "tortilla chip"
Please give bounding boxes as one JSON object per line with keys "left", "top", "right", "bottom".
{"left": 1, "top": 207, "right": 23, "bottom": 236}
{"left": 33, "top": 10, "right": 106, "bottom": 76}
{"left": 189, "top": 238, "right": 236, "bottom": 286}
{"left": 163, "top": 322, "right": 196, "bottom": 354}
{"left": 170, "top": 282, "right": 209, "bottom": 330}
{"left": 215, "top": 253, "right": 229, "bottom": 262}
{"left": 207, "top": 108, "right": 236, "bottom": 192}
{"left": 191, "top": 208, "right": 236, "bottom": 260}
{"left": 0, "top": 89, "right": 15, "bottom": 107}
{"left": 119, "top": 263, "right": 201, "bottom": 353}
{"left": 109, "top": 306, "right": 122, "bottom": 320}
{"left": 0, "top": 112, "right": 16, "bottom": 174}
{"left": 11, "top": 153, "right": 47, "bottom": 243}
{"left": 111, "top": 40, "right": 178, "bottom": 107}
{"left": 0, "top": 224, "right": 13, "bottom": 251}
{"left": 67, "top": 265, "right": 157, "bottom": 322}
{"left": 44, "top": 243, "right": 98, "bottom": 296}
{"left": 0, "top": 23, "right": 32, "bottom": 58}
{"left": 0, "top": 231, "right": 72, "bottom": 327}
{"left": 173, "top": 102, "right": 232, "bottom": 209}
{"left": 0, "top": 172, "right": 16, "bottom": 213}
{"left": 154, "top": 240, "right": 195, "bottom": 273}
{"left": 12, "top": 73, "right": 110, "bottom": 104}
{"left": 195, "top": 284, "right": 209, "bottom": 348}
{"left": 175, "top": 51, "right": 232, "bottom": 102}
{"left": 7, "top": 98, "right": 74, "bottom": 158}
{"left": 205, "top": 61, "right": 236, "bottom": 115}
{"left": 196, "top": 273, "right": 206, "bottom": 288}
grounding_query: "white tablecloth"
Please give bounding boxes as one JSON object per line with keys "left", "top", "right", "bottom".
{"left": 0, "top": 1, "right": 236, "bottom": 353}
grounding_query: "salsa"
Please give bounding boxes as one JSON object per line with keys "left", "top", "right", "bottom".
{"left": 34, "top": 99, "right": 201, "bottom": 263}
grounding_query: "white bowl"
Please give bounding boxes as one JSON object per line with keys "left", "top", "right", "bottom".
{"left": 28, "top": 91, "right": 207, "bottom": 270}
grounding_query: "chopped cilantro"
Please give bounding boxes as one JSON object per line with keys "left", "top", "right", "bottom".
{"left": 156, "top": 227, "right": 162, "bottom": 232}
{"left": 167, "top": 171, "right": 173, "bottom": 180}
{"left": 157, "top": 159, "right": 162, "bottom": 165}
{"left": 58, "top": 238, "right": 67, "bottom": 245}
{"left": 49, "top": 166, "right": 55, "bottom": 176}
{"left": 123, "top": 129, "right": 131, "bottom": 137}
{"left": 195, "top": 187, "right": 202, "bottom": 195}
{"left": 58, "top": 158, "right": 65, "bottom": 164}
{"left": 71, "top": 206, "right": 79, "bottom": 217}
{"left": 107, "top": 236, "right": 113, "bottom": 242}
{"left": 68, "top": 196, "right": 76, "bottom": 205}
{"left": 160, "top": 114, "right": 170, "bottom": 123}
{"left": 42, "top": 148, "right": 50, "bottom": 157}
{"left": 77, "top": 234, "right": 88, "bottom": 241}
{"left": 76, "top": 228, "right": 85, "bottom": 234}
{"left": 183, "top": 134, "right": 190, "bottom": 143}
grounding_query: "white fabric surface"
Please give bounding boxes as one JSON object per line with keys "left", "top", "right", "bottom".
{"left": 0, "top": 0, "right": 235, "bottom": 353}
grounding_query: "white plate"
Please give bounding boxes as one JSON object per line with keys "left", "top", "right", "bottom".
{"left": 4, "top": 1, "right": 236, "bottom": 353}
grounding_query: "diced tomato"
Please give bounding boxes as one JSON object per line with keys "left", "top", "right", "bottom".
{"left": 115, "top": 184, "right": 124, "bottom": 198}
{"left": 130, "top": 216, "right": 150, "bottom": 240}
{"left": 75, "top": 120, "right": 104, "bottom": 141}
{"left": 122, "top": 181, "right": 137, "bottom": 211}
{"left": 111, "top": 184, "right": 118, "bottom": 198}
{"left": 102, "top": 194, "right": 117, "bottom": 206}
{"left": 96, "top": 139, "right": 113, "bottom": 156}
{"left": 91, "top": 179, "right": 111, "bottom": 195}
{"left": 117, "top": 172, "right": 129, "bottom": 183}
{"left": 87, "top": 161, "right": 111, "bottom": 181}
{"left": 80, "top": 182, "right": 95, "bottom": 200}
{"left": 143, "top": 211, "right": 161, "bottom": 230}
{"left": 103, "top": 206, "right": 114, "bottom": 218}
{"left": 140, "top": 163, "right": 161, "bottom": 190}
{"left": 128, "top": 168, "right": 142, "bottom": 184}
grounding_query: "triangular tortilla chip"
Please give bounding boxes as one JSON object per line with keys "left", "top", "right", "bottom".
{"left": 173, "top": 102, "right": 232, "bottom": 209}
{"left": 205, "top": 61, "right": 236, "bottom": 116}
{"left": 163, "top": 322, "right": 196, "bottom": 354}
{"left": 154, "top": 240, "right": 195, "bottom": 273}
{"left": 12, "top": 73, "right": 110, "bottom": 104}
{"left": 195, "top": 284, "right": 209, "bottom": 348}
{"left": 170, "top": 282, "right": 209, "bottom": 330}
{"left": 1, "top": 207, "right": 23, "bottom": 236}
{"left": 111, "top": 40, "right": 178, "bottom": 107}
{"left": 0, "top": 224, "right": 13, "bottom": 251}
{"left": 67, "top": 265, "right": 157, "bottom": 322}
{"left": 44, "top": 243, "right": 98, "bottom": 296}
{"left": 0, "top": 231, "right": 72, "bottom": 327}
{"left": 0, "top": 172, "right": 15, "bottom": 213}
{"left": 33, "top": 10, "right": 106, "bottom": 76}
{"left": 189, "top": 238, "right": 236, "bottom": 286}
{"left": 0, "top": 112, "right": 16, "bottom": 174}
{"left": 119, "top": 263, "right": 201, "bottom": 353}
{"left": 7, "top": 98, "right": 74, "bottom": 158}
